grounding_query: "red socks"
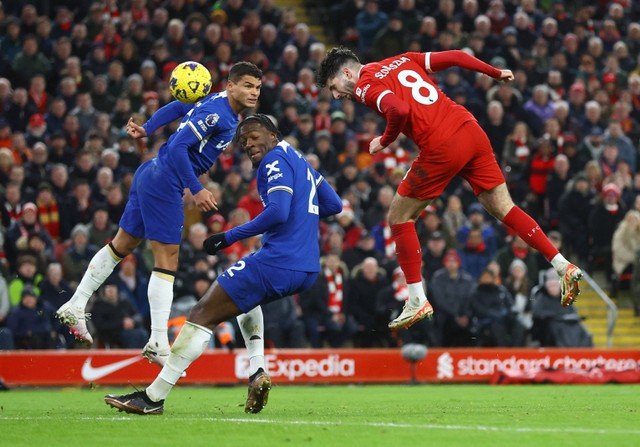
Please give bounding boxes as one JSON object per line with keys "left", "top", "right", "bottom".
{"left": 390, "top": 222, "right": 423, "bottom": 284}
{"left": 502, "top": 206, "right": 559, "bottom": 261}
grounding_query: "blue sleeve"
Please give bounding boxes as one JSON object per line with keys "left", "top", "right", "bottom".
{"left": 165, "top": 126, "right": 203, "bottom": 194}
{"left": 316, "top": 176, "right": 342, "bottom": 218}
{"left": 225, "top": 190, "right": 292, "bottom": 244}
{"left": 142, "top": 101, "right": 194, "bottom": 135}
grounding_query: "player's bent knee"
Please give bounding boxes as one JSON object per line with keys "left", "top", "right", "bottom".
{"left": 188, "top": 283, "right": 241, "bottom": 330}
{"left": 150, "top": 241, "right": 180, "bottom": 270}
{"left": 388, "top": 196, "right": 432, "bottom": 224}
{"left": 111, "top": 229, "right": 141, "bottom": 256}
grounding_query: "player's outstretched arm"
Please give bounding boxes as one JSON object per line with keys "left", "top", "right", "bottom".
{"left": 427, "top": 50, "right": 505, "bottom": 80}
{"left": 203, "top": 232, "right": 230, "bottom": 255}
{"left": 316, "top": 177, "right": 343, "bottom": 218}
{"left": 204, "top": 190, "right": 293, "bottom": 255}
{"left": 141, "top": 101, "right": 194, "bottom": 136}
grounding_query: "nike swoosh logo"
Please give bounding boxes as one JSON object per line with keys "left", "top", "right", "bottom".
{"left": 214, "top": 241, "right": 223, "bottom": 248}
{"left": 81, "top": 355, "right": 142, "bottom": 381}
{"left": 143, "top": 406, "right": 163, "bottom": 414}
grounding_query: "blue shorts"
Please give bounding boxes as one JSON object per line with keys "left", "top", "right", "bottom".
{"left": 119, "top": 160, "right": 185, "bottom": 245}
{"left": 217, "top": 254, "right": 318, "bottom": 313}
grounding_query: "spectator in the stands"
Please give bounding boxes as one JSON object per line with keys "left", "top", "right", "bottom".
{"left": 531, "top": 269, "right": 592, "bottom": 347}
{"left": 5, "top": 202, "right": 53, "bottom": 268}
{"left": 91, "top": 276, "right": 148, "bottom": 349}
{"left": 276, "top": 44, "right": 302, "bottom": 85}
{"left": 457, "top": 202, "right": 498, "bottom": 258}
{"left": 313, "top": 130, "right": 339, "bottom": 176}
{"left": 460, "top": 227, "right": 492, "bottom": 280}
{"left": 557, "top": 174, "right": 593, "bottom": 264}
{"left": 469, "top": 269, "right": 524, "bottom": 347}
{"left": 6, "top": 286, "right": 57, "bottom": 349}
{"left": 114, "top": 254, "right": 150, "bottom": 325}
{"left": 347, "top": 257, "right": 389, "bottom": 347}
{"left": 8, "top": 255, "right": 43, "bottom": 307}
{"left": 12, "top": 34, "right": 51, "bottom": 87}
{"left": 356, "top": 0, "right": 388, "bottom": 56}
{"left": 335, "top": 200, "right": 364, "bottom": 252}
{"left": 494, "top": 235, "right": 539, "bottom": 286}
{"left": 342, "top": 230, "right": 381, "bottom": 272}
{"left": 0, "top": 181, "right": 21, "bottom": 231}
{"left": 262, "top": 296, "right": 306, "bottom": 349}
{"left": 61, "top": 223, "right": 97, "bottom": 288}
{"left": 612, "top": 210, "right": 640, "bottom": 298}
{"left": 87, "top": 206, "right": 117, "bottom": 248}
{"left": 546, "top": 154, "right": 571, "bottom": 228}
{"left": 299, "top": 253, "right": 356, "bottom": 348}
{"left": 589, "top": 182, "right": 626, "bottom": 277}
{"left": 428, "top": 249, "right": 474, "bottom": 347}
{"left": 422, "top": 231, "right": 447, "bottom": 283}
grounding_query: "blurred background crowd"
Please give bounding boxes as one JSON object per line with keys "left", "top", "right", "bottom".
{"left": 1, "top": 0, "right": 640, "bottom": 352}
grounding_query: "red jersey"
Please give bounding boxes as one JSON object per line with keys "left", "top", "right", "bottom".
{"left": 354, "top": 51, "right": 501, "bottom": 150}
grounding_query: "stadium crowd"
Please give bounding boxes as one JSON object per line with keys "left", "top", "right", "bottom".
{"left": 1, "top": 0, "right": 640, "bottom": 351}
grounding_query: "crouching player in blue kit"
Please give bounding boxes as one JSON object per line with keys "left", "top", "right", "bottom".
{"left": 104, "top": 114, "right": 343, "bottom": 415}
{"left": 56, "top": 63, "right": 263, "bottom": 368}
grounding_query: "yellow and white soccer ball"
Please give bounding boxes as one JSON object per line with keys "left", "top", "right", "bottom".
{"left": 169, "top": 61, "right": 212, "bottom": 103}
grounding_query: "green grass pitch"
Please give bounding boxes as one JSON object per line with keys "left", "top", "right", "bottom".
{"left": 1, "top": 384, "right": 639, "bottom": 447}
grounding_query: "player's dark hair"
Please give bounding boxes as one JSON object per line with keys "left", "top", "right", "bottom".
{"left": 317, "top": 47, "right": 360, "bottom": 88}
{"left": 228, "top": 62, "right": 263, "bottom": 82}
{"left": 233, "top": 113, "right": 281, "bottom": 143}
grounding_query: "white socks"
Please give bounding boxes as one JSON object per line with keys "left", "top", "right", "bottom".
{"left": 407, "top": 282, "right": 427, "bottom": 307}
{"left": 550, "top": 253, "right": 570, "bottom": 273}
{"left": 71, "top": 245, "right": 122, "bottom": 308}
{"left": 147, "top": 271, "right": 175, "bottom": 352}
{"left": 146, "top": 321, "right": 212, "bottom": 402}
{"left": 237, "top": 306, "right": 265, "bottom": 376}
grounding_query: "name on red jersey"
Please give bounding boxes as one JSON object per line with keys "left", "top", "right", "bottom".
{"left": 373, "top": 56, "right": 411, "bottom": 79}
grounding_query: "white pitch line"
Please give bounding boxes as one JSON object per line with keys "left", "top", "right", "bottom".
{"left": 1, "top": 416, "right": 639, "bottom": 436}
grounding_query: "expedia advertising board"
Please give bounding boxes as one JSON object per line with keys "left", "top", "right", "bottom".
{"left": 1, "top": 349, "right": 639, "bottom": 386}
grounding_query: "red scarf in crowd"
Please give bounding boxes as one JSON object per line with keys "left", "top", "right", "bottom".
{"left": 373, "top": 146, "right": 410, "bottom": 175}
{"left": 296, "top": 81, "right": 319, "bottom": 103}
{"left": 392, "top": 269, "right": 409, "bottom": 302}
{"left": 29, "top": 88, "right": 49, "bottom": 114}
{"left": 382, "top": 220, "right": 395, "bottom": 260}
{"left": 37, "top": 199, "right": 60, "bottom": 241}
{"left": 325, "top": 267, "right": 344, "bottom": 313}
{"left": 314, "top": 113, "right": 331, "bottom": 132}
{"left": 4, "top": 202, "right": 23, "bottom": 225}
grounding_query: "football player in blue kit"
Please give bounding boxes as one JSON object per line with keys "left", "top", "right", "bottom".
{"left": 104, "top": 114, "right": 343, "bottom": 415}
{"left": 56, "top": 62, "right": 263, "bottom": 364}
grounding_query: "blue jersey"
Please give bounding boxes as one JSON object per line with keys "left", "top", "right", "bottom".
{"left": 218, "top": 140, "right": 342, "bottom": 310}
{"left": 120, "top": 94, "right": 237, "bottom": 244}
{"left": 228, "top": 142, "right": 324, "bottom": 272}
{"left": 146, "top": 92, "right": 238, "bottom": 194}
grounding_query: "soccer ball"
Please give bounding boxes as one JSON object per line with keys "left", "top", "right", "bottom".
{"left": 169, "top": 61, "right": 212, "bottom": 104}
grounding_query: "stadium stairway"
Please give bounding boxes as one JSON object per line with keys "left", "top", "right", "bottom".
{"left": 576, "top": 282, "right": 640, "bottom": 348}
{"left": 278, "top": 0, "right": 329, "bottom": 44}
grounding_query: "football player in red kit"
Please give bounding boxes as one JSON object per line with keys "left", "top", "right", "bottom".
{"left": 318, "top": 47, "right": 583, "bottom": 330}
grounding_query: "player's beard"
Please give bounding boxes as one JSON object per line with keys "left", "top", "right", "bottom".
{"left": 345, "top": 80, "right": 356, "bottom": 100}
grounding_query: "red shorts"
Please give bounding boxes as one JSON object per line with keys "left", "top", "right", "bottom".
{"left": 397, "top": 120, "right": 505, "bottom": 200}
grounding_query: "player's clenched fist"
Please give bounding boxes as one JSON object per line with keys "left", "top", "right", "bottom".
{"left": 496, "top": 69, "right": 514, "bottom": 82}
{"left": 203, "top": 232, "right": 230, "bottom": 255}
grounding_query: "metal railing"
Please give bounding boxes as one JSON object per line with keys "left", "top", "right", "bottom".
{"left": 582, "top": 271, "right": 618, "bottom": 348}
